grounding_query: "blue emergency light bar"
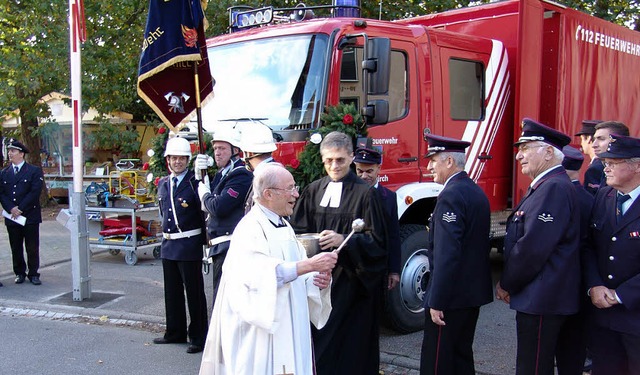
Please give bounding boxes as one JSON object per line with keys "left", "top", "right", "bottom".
{"left": 228, "top": 0, "right": 361, "bottom": 32}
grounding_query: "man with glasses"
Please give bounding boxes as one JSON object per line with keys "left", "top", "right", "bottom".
{"left": 590, "top": 121, "right": 630, "bottom": 193}
{"left": 200, "top": 163, "right": 337, "bottom": 374}
{"left": 290, "top": 131, "right": 388, "bottom": 375}
{"left": 495, "top": 118, "right": 581, "bottom": 375}
{"left": 584, "top": 133, "right": 640, "bottom": 374}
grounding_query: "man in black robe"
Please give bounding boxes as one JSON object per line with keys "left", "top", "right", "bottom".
{"left": 290, "top": 131, "right": 388, "bottom": 375}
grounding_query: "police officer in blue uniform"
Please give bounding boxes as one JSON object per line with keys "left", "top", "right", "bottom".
{"left": 195, "top": 126, "right": 252, "bottom": 308}
{"left": 555, "top": 146, "right": 595, "bottom": 374}
{"left": 419, "top": 134, "right": 493, "bottom": 375}
{"left": 153, "top": 137, "right": 208, "bottom": 354}
{"left": 496, "top": 119, "right": 581, "bottom": 375}
{"left": 583, "top": 133, "right": 640, "bottom": 375}
{"left": 0, "top": 139, "right": 44, "bottom": 286}
{"left": 353, "top": 147, "right": 401, "bottom": 290}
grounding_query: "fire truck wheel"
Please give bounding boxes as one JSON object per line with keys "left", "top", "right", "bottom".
{"left": 383, "top": 224, "right": 430, "bottom": 333}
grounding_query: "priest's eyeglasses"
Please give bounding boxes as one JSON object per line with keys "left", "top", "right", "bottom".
{"left": 269, "top": 186, "right": 300, "bottom": 194}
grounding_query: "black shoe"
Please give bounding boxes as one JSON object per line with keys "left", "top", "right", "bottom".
{"left": 29, "top": 276, "right": 41, "bottom": 285}
{"left": 186, "top": 344, "right": 203, "bottom": 354}
{"left": 153, "top": 337, "right": 186, "bottom": 345}
{"left": 0, "top": 281, "right": 3, "bottom": 287}
{"left": 15, "top": 275, "right": 25, "bottom": 284}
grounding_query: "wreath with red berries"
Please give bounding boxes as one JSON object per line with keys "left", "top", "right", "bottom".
{"left": 289, "top": 102, "right": 367, "bottom": 189}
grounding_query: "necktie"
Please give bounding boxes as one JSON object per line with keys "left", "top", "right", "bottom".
{"left": 172, "top": 177, "right": 179, "bottom": 196}
{"left": 14, "top": 166, "right": 19, "bottom": 174}
{"left": 616, "top": 193, "right": 631, "bottom": 223}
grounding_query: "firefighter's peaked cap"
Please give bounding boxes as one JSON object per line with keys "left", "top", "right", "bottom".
{"left": 240, "top": 123, "right": 277, "bottom": 153}
{"left": 164, "top": 136, "right": 192, "bottom": 160}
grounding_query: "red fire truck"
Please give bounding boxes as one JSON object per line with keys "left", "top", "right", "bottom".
{"left": 199, "top": 0, "right": 640, "bottom": 332}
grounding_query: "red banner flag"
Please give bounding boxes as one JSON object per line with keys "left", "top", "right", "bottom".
{"left": 137, "top": 0, "right": 214, "bottom": 131}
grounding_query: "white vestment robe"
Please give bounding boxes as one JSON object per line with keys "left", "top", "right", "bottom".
{"left": 199, "top": 205, "right": 332, "bottom": 375}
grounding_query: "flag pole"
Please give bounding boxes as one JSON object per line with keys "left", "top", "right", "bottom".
{"left": 194, "top": 62, "right": 206, "bottom": 156}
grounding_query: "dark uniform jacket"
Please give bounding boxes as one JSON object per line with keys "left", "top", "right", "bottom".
{"left": 377, "top": 184, "right": 401, "bottom": 274}
{"left": 203, "top": 159, "right": 252, "bottom": 241}
{"left": 584, "top": 186, "right": 640, "bottom": 335}
{"left": 425, "top": 171, "right": 493, "bottom": 310}
{"left": 583, "top": 158, "right": 604, "bottom": 196}
{"left": 502, "top": 166, "right": 581, "bottom": 315}
{"left": 0, "top": 162, "right": 43, "bottom": 225}
{"left": 157, "top": 170, "right": 206, "bottom": 261}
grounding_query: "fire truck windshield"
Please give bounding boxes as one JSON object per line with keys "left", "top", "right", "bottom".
{"left": 202, "top": 34, "right": 329, "bottom": 132}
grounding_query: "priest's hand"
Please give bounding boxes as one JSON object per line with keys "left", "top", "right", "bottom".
{"left": 308, "top": 251, "right": 338, "bottom": 273}
{"left": 318, "top": 230, "right": 344, "bottom": 250}
{"left": 313, "top": 271, "right": 332, "bottom": 290}
{"left": 297, "top": 251, "right": 337, "bottom": 276}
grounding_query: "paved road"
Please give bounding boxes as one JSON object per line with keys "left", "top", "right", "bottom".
{"left": 0, "top": 217, "right": 519, "bottom": 374}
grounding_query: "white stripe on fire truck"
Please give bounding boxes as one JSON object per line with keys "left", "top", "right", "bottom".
{"left": 463, "top": 40, "right": 510, "bottom": 181}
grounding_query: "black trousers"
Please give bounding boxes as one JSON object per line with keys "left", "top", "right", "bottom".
{"left": 420, "top": 307, "right": 480, "bottom": 375}
{"left": 7, "top": 223, "right": 40, "bottom": 277}
{"left": 555, "top": 309, "right": 588, "bottom": 375}
{"left": 590, "top": 324, "right": 640, "bottom": 375}
{"left": 161, "top": 259, "right": 208, "bottom": 347}
{"left": 515, "top": 312, "right": 566, "bottom": 375}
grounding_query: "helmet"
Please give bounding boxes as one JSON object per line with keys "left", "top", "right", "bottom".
{"left": 164, "top": 136, "right": 192, "bottom": 160}
{"left": 211, "top": 125, "right": 241, "bottom": 149}
{"left": 240, "top": 123, "right": 277, "bottom": 153}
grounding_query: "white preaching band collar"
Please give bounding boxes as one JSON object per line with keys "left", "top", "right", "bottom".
{"left": 319, "top": 181, "right": 342, "bottom": 208}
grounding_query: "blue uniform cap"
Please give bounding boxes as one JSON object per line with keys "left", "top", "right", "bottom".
{"left": 515, "top": 118, "right": 571, "bottom": 150}
{"left": 354, "top": 147, "right": 382, "bottom": 164}
{"left": 598, "top": 133, "right": 640, "bottom": 159}
{"left": 425, "top": 134, "right": 470, "bottom": 157}
{"left": 6, "top": 138, "right": 29, "bottom": 153}
{"left": 561, "top": 145, "right": 584, "bottom": 171}
{"left": 574, "top": 120, "right": 602, "bottom": 136}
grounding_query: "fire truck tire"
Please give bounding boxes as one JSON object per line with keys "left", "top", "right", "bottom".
{"left": 383, "top": 224, "right": 430, "bottom": 333}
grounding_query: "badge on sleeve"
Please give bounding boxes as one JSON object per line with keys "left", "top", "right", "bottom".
{"left": 442, "top": 212, "right": 457, "bottom": 223}
{"left": 537, "top": 213, "right": 554, "bottom": 223}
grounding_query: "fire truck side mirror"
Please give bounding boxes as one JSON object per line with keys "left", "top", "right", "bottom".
{"left": 364, "top": 38, "right": 390, "bottom": 95}
{"left": 362, "top": 100, "right": 389, "bottom": 125}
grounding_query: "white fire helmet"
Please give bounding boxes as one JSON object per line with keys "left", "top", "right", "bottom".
{"left": 240, "top": 123, "right": 277, "bottom": 153}
{"left": 211, "top": 125, "right": 242, "bottom": 149}
{"left": 164, "top": 136, "right": 192, "bottom": 161}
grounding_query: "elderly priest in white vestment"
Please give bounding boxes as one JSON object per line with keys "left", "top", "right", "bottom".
{"left": 199, "top": 163, "right": 338, "bottom": 375}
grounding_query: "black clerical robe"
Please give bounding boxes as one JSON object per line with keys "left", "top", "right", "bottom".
{"left": 290, "top": 172, "right": 388, "bottom": 375}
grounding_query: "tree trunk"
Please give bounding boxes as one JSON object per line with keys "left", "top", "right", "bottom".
{"left": 19, "top": 110, "right": 50, "bottom": 207}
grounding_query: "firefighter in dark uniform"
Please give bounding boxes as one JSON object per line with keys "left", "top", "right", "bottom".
{"left": 575, "top": 120, "right": 603, "bottom": 195}
{"left": 353, "top": 147, "right": 401, "bottom": 290}
{"left": 153, "top": 136, "right": 208, "bottom": 354}
{"left": 496, "top": 119, "right": 581, "bottom": 375}
{"left": 555, "top": 145, "right": 594, "bottom": 374}
{"left": 419, "top": 134, "right": 493, "bottom": 375}
{"left": 583, "top": 133, "right": 640, "bottom": 375}
{"left": 195, "top": 126, "right": 252, "bottom": 307}
{"left": 0, "top": 139, "right": 44, "bottom": 286}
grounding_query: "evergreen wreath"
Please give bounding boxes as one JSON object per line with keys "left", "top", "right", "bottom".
{"left": 288, "top": 102, "right": 367, "bottom": 189}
